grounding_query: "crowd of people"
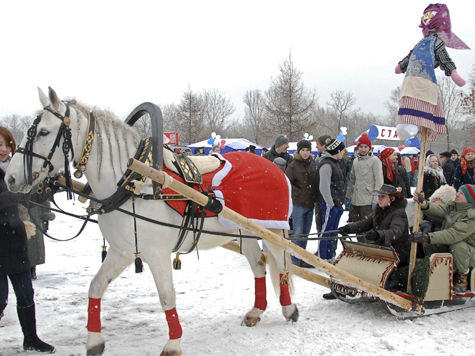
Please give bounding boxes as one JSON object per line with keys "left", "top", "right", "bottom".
{"left": 260, "top": 132, "right": 475, "bottom": 297}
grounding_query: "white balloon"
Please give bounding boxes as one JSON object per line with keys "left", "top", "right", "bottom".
{"left": 211, "top": 132, "right": 216, "bottom": 138}
{"left": 308, "top": 135, "right": 313, "bottom": 140}
{"left": 304, "top": 132, "right": 309, "bottom": 139}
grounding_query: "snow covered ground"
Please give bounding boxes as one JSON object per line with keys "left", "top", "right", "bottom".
{"left": 2, "top": 193, "right": 475, "bottom": 356}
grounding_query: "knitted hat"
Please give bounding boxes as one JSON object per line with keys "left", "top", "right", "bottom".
{"left": 439, "top": 151, "right": 451, "bottom": 158}
{"left": 274, "top": 135, "right": 289, "bottom": 148}
{"left": 356, "top": 132, "right": 372, "bottom": 149}
{"left": 317, "top": 135, "right": 332, "bottom": 146}
{"left": 273, "top": 157, "right": 287, "bottom": 171}
{"left": 297, "top": 140, "right": 312, "bottom": 153}
{"left": 451, "top": 149, "right": 458, "bottom": 155}
{"left": 430, "top": 185, "right": 456, "bottom": 203}
{"left": 460, "top": 184, "right": 475, "bottom": 204}
{"left": 326, "top": 139, "right": 345, "bottom": 155}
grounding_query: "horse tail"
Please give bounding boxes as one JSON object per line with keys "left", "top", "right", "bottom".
{"left": 266, "top": 242, "right": 294, "bottom": 299}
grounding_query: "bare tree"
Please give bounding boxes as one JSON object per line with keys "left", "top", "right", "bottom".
{"left": 243, "top": 89, "right": 266, "bottom": 144}
{"left": 385, "top": 86, "right": 401, "bottom": 125}
{"left": 326, "top": 90, "right": 356, "bottom": 136}
{"left": 0, "top": 114, "right": 31, "bottom": 143}
{"left": 461, "top": 65, "right": 475, "bottom": 117}
{"left": 172, "top": 87, "right": 205, "bottom": 144}
{"left": 201, "top": 89, "right": 234, "bottom": 133}
{"left": 264, "top": 54, "right": 317, "bottom": 141}
{"left": 438, "top": 75, "right": 464, "bottom": 151}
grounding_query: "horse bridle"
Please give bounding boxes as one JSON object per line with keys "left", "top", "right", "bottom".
{"left": 16, "top": 103, "right": 75, "bottom": 196}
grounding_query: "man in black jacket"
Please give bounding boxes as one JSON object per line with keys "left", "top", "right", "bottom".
{"left": 440, "top": 151, "right": 456, "bottom": 185}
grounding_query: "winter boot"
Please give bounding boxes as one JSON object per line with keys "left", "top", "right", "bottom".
{"left": 453, "top": 273, "right": 469, "bottom": 293}
{"left": 17, "top": 304, "right": 55, "bottom": 353}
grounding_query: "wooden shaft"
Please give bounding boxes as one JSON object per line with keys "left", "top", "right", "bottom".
{"left": 128, "top": 158, "right": 417, "bottom": 311}
{"left": 221, "top": 242, "right": 331, "bottom": 288}
{"left": 56, "top": 176, "right": 90, "bottom": 203}
{"left": 407, "top": 127, "right": 428, "bottom": 293}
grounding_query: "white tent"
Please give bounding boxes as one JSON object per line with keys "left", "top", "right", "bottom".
{"left": 399, "top": 146, "right": 420, "bottom": 155}
{"left": 187, "top": 138, "right": 263, "bottom": 153}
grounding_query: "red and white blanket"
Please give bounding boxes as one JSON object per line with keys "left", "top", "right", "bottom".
{"left": 163, "top": 151, "right": 291, "bottom": 230}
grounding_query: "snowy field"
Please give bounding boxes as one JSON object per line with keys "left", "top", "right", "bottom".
{"left": 2, "top": 193, "right": 475, "bottom": 356}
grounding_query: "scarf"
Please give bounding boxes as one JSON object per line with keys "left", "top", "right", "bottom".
{"left": 0, "top": 157, "right": 10, "bottom": 173}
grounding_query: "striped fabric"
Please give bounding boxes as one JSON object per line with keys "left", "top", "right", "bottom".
{"left": 397, "top": 95, "right": 446, "bottom": 142}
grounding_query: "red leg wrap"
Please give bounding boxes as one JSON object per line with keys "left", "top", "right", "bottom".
{"left": 254, "top": 277, "right": 267, "bottom": 310}
{"left": 165, "top": 308, "right": 183, "bottom": 340}
{"left": 87, "top": 298, "right": 101, "bottom": 332}
{"left": 279, "top": 273, "right": 291, "bottom": 306}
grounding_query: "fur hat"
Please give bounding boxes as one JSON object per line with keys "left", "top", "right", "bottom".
{"left": 326, "top": 139, "right": 345, "bottom": 155}
{"left": 460, "top": 184, "right": 475, "bottom": 204}
{"left": 430, "top": 185, "right": 456, "bottom": 203}
{"left": 439, "top": 151, "right": 451, "bottom": 158}
{"left": 317, "top": 135, "right": 332, "bottom": 146}
{"left": 357, "top": 132, "right": 372, "bottom": 149}
{"left": 274, "top": 135, "right": 289, "bottom": 148}
{"left": 297, "top": 140, "right": 312, "bottom": 153}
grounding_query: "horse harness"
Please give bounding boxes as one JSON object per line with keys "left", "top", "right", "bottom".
{"left": 18, "top": 103, "right": 222, "bottom": 263}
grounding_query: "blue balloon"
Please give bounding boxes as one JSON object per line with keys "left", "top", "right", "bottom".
{"left": 405, "top": 136, "right": 421, "bottom": 149}
{"left": 336, "top": 132, "right": 346, "bottom": 142}
{"left": 367, "top": 125, "right": 379, "bottom": 141}
{"left": 207, "top": 138, "right": 215, "bottom": 145}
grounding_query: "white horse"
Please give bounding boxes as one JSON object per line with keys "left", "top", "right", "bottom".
{"left": 6, "top": 88, "right": 298, "bottom": 356}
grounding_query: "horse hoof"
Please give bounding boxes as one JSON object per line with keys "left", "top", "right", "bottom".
{"left": 87, "top": 343, "right": 105, "bottom": 356}
{"left": 242, "top": 316, "right": 261, "bottom": 327}
{"left": 285, "top": 305, "right": 299, "bottom": 322}
{"left": 160, "top": 350, "right": 181, "bottom": 356}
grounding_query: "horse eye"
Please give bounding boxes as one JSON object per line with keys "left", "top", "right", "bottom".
{"left": 38, "top": 128, "right": 49, "bottom": 137}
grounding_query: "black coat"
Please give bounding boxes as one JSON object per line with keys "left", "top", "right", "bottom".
{"left": 263, "top": 145, "right": 293, "bottom": 168}
{"left": 0, "top": 168, "right": 31, "bottom": 275}
{"left": 442, "top": 160, "right": 456, "bottom": 186}
{"left": 345, "top": 196, "right": 410, "bottom": 265}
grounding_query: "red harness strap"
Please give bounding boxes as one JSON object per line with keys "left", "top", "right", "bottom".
{"left": 254, "top": 277, "right": 267, "bottom": 311}
{"left": 165, "top": 307, "right": 183, "bottom": 339}
{"left": 87, "top": 297, "right": 101, "bottom": 332}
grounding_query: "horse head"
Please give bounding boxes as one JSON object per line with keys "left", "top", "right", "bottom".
{"left": 6, "top": 87, "right": 77, "bottom": 193}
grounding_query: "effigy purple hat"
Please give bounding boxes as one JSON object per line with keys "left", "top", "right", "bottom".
{"left": 419, "top": 3, "right": 470, "bottom": 50}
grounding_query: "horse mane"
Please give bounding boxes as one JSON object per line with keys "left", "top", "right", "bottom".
{"left": 69, "top": 99, "right": 140, "bottom": 179}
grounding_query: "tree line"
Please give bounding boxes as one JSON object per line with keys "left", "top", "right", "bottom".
{"left": 1, "top": 58, "right": 474, "bottom": 152}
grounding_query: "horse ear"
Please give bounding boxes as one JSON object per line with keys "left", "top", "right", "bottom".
{"left": 38, "top": 87, "right": 50, "bottom": 108}
{"left": 48, "top": 87, "right": 62, "bottom": 111}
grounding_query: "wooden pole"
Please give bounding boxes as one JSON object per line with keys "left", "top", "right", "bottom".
{"left": 407, "top": 127, "right": 428, "bottom": 293}
{"left": 221, "top": 242, "right": 331, "bottom": 288}
{"left": 128, "top": 158, "right": 418, "bottom": 311}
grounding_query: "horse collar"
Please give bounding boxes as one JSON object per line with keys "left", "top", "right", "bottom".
{"left": 73, "top": 112, "right": 96, "bottom": 178}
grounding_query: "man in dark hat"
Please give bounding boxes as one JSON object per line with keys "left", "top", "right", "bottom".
{"left": 247, "top": 145, "right": 258, "bottom": 155}
{"left": 451, "top": 149, "right": 461, "bottom": 166}
{"left": 263, "top": 135, "right": 293, "bottom": 169}
{"left": 439, "top": 151, "right": 455, "bottom": 185}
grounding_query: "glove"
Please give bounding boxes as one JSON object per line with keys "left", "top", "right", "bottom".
{"left": 451, "top": 69, "right": 465, "bottom": 87}
{"left": 410, "top": 232, "right": 430, "bottom": 243}
{"left": 395, "top": 64, "right": 403, "bottom": 74}
{"left": 365, "top": 230, "right": 380, "bottom": 242}
{"left": 338, "top": 225, "right": 351, "bottom": 236}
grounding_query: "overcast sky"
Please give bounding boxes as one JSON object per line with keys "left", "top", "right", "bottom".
{"left": 0, "top": 0, "right": 474, "bottom": 123}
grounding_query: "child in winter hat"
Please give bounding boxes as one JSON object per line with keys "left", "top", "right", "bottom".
{"left": 356, "top": 132, "right": 372, "bottom": 150}
{"left": 296, "top": 139, "right": 312, "bottom": 153}
{"left": 326, "top": 139, "right": 345, "bottom": 155}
